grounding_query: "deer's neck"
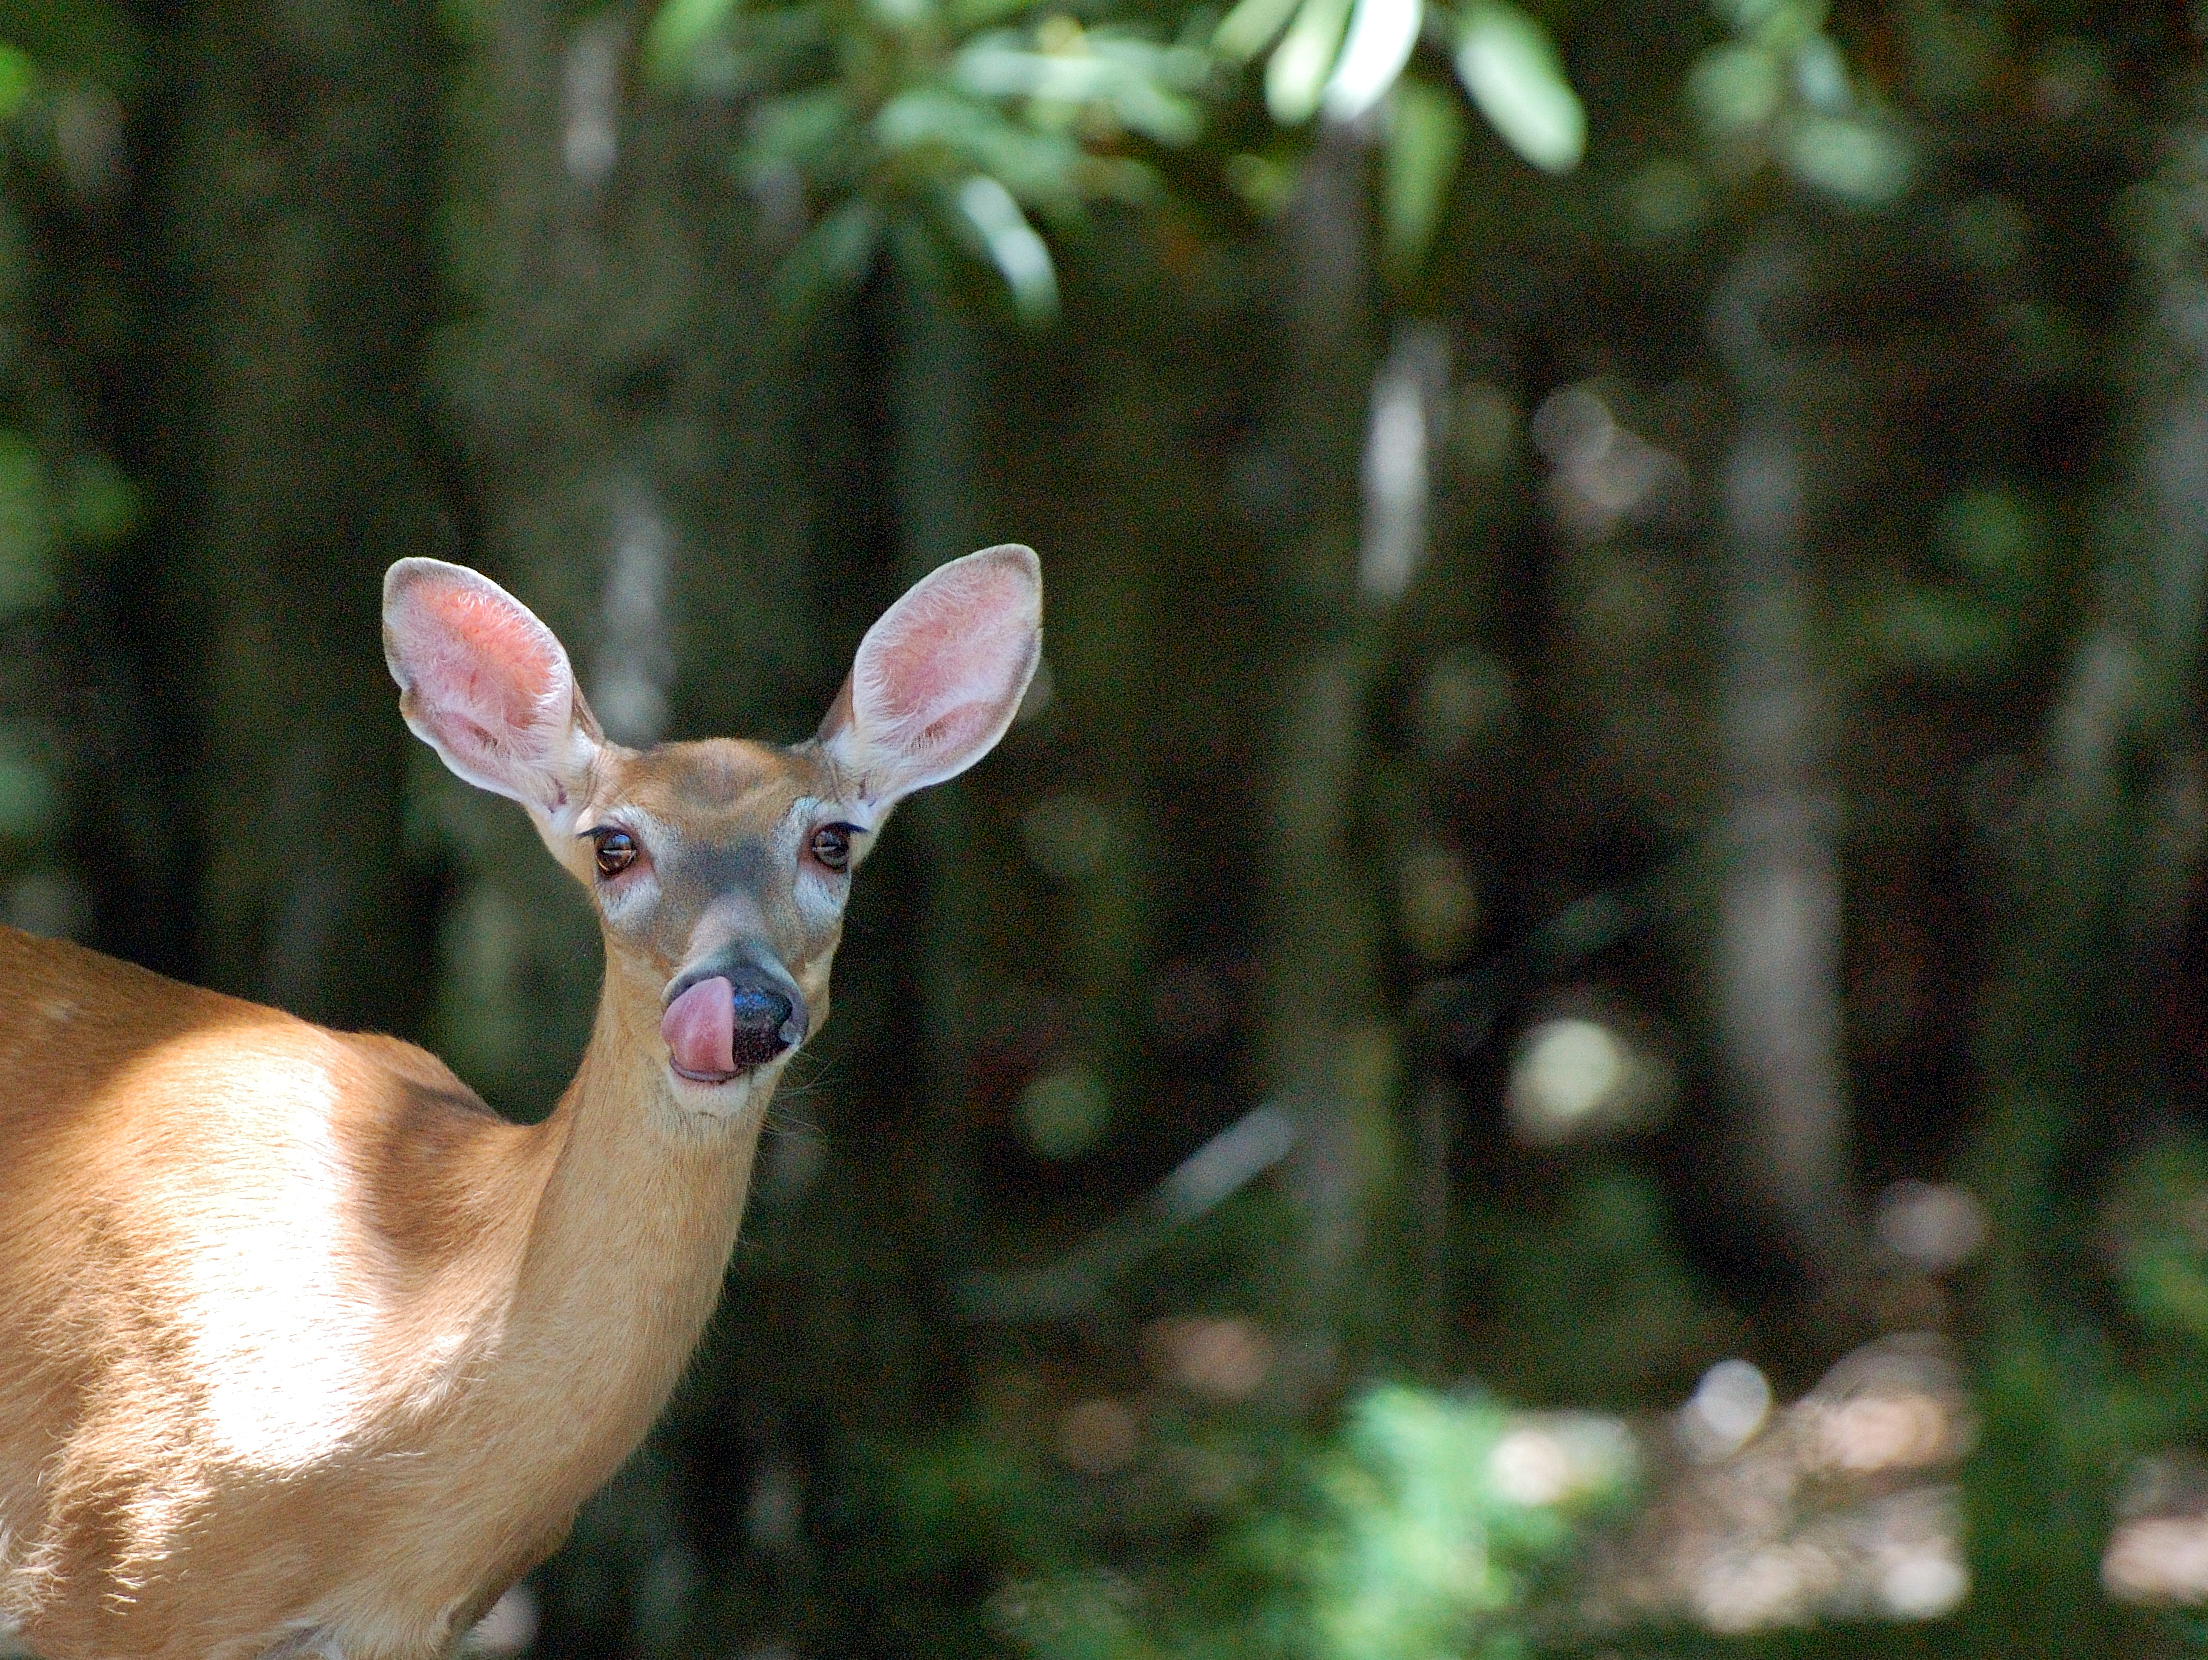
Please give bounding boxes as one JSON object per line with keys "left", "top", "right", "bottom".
{"left": 491, "top": 959, "right": 771, "bottom": 1490}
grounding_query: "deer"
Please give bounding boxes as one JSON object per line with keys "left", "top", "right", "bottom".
{"left": 0, "top": 543, "right": 1042, "bottom": 1660}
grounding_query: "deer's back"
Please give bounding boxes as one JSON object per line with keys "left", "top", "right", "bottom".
{"left": 0, "top": 925, "right": 554, "bottom": 1658}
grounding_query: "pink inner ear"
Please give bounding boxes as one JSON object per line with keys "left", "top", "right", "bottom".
{"left": 825, "top": 544, "right": 1040, "bottom": 801}
{"left": 855, "top": 561, "right": 1033, "bottom": 742}
{"left": 400, "top": 582, "right": 561, "bottom": 732}
{"left": 386, "top": 564, "right": 581, "bottom": 805}
{"left": 914, "top": 698, "right": 996, "bottom": 753}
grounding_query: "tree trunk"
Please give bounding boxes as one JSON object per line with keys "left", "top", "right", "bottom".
{"left": 1263, "top": 121, "right": 1398, "bottom": 1388}
{"left": 1959, "top": 129, "right": 2208, "bottom": 1653}
{"left": 167, "top": 0, "right": 444, "bottom": 1033}
{"left": 431, "top": 14, "right": 808, "bottom": 1644}
{"left": 1709, "top": 243, "right": 1856, "bottom": 1286}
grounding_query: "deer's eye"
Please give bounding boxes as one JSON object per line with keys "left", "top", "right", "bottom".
{"left": 810, "top": 824, "right": 854, "bottom": 873}
{"left": 593, "top": 828, "right": 640, "bottom": 878}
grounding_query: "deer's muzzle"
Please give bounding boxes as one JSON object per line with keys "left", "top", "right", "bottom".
{"left": 662, "top": 956, "right": 807, "bottom": 1082}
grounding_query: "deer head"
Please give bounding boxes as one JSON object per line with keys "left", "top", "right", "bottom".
{"left": 381, "top": 544, "right": 1043, "bottom": 1118}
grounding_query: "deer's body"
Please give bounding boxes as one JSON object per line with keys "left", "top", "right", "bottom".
{"left": 0, "top": 549, "right": 1042, "bottom": 1659}
{"left": 0, "top": 926, "right": 757, "bottom": 1659}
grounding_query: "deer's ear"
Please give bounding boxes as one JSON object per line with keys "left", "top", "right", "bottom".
{"left": 819, "top": 544, "right": 1042, "bottom": 807}
{"left": 383, "top": 558, "right": 603, "bottom": 824}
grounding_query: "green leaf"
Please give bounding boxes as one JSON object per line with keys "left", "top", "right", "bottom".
{"left": 0, "top": 730, "right": 52, "bottom": 839}
{"left": 1067, "top": 152, "right": 1162, "bottom": 206}
{"left": 1711, "top": 0, "right": 1827, "bottom": 49}
{"left": 948, "top": 0, "right": 1046, "bottom": 29}
{"left": 773, "top": 198, "right": 885, "bottom": 314}
{"left": 1686, "top": 41, "right": 1780, "bottom": 132}
{"left": 1214, "top": 0, "right": 1304, "bottom": 63}
{"left": 993, "top": 1571, "right": 1151, "bottom": 1660}
{"left": 0, "top": 430, "right": 52, "bottom": 617}
{"left": 747, "top": 86, "right": 856, "bottom": 170}
{"left": 62, "top": 454, "right": 134, "bottom": 546}
{"left": 1851, "top": 580, "right": 2013, "bottom": 674}
{"left": 1294, "top": 1386, "right": 1633, "bottom": 1660}
{"left": 2110, "top": 1141, "right": 2208, "bottom": 1346}
{"left": 1382, "top": 77, "right": 1465, "bottom": 274}
{"left": 955, "top": 173, "right": 1058, "bottom": 323}
{"left": 1224, "top": 150, "right": 1297, "bottom": 216}
{"left": 1453, "top": 2, "right": 1584, "bottom": 173}
{"left": 1623, "top": 156, "right": 1708, "bottom": 241}
{"left": 1016, "top": 1065, "right": 1111, "bottom": 1158}
{"left": 0, "top": 0, "right": 141, "bottom": 96}
{"left": 867, "top": 0, "right": 936, "bottom": 29}
{"left": 874, "top": 88, "right": 1087, "bottom": 208}
{"left": 641, "top": 0, "right": 739, "bottom": 82}
{"left": 1321, "top": 0, "right": 1420, "bottom": 123}
{"left": 875, "top": 86, "right": 998, "bottom": 158}
{"left": 1937, "top": 485, "right": 2048, "bottom": 601}
{"left": 1792, "top": 33, "right": 1850, "bottom": 111}
{"left": 1785, "top": 112, "right": 1909, "bottom": 205}
{"left": 952, "top": 29, "right": 1206, "bottom": 148}
{"left": 1265, "top": 0, "right": 1354, "bottom": 124}
{"left": 0, "top": 43, "right": 32, "bottom": 119}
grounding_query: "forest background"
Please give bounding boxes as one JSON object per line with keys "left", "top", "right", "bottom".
{"left": 2, "top": 0, "right": 2205, "bottom": 1653}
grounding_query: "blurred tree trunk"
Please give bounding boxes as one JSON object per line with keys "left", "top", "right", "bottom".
{"left": 1265, "top": 121, "right": 1398, "bottom": 1385}
{"left": 882, "top": 269, "right": 999, "bottom": 1286}
{"left": 1960, "top": 124, "right": 2208, "bottom": 1652}
{"left": 887, "top": 269, "right": 984, "bottom": 1076}
{"left": 167, "top": 0, "right": 444, "bottom": 1031}
{"left": 1709, "top": 242, "right": 1856, "bottom": 1287}
{"left": 433, "top": 0, "right": 672, "bottom": 1116}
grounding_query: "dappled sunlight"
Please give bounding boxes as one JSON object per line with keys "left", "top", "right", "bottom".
{"left": 1873, "top": 1180, "right": 1988, "bottom": 1276}
{"left": 1505, "top": 1006, "right": 1676, "bottom": 1145}
{"left": 1142, "top": 1314, "right": 1275, "bottom": 1402}
{"left": 84, "top": 1021, "right": 391, "bottom": 1473}
{"left": 2103, "top": 1452, "right": 2208, "bottom": 1605}
{"left": 1681, "top": 1359, "right": 1773, "bottom": 1463}
{"left": 1594, "top": 1335, "right": 1974, "bottom": 1634}
{"left": 2105, "top": 1516, "right": 2208, "bottom": 1605}
{"left": 1279, "top": 1386, "right": 1636, "bottom": 1660}
{"left": 1531, "top": 384, "right": 1686, "bottom": 546}
{"left": 1055, "top": 1398, "right": 1142, "bottom": 1476}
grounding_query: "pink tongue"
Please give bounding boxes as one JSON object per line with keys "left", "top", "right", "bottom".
{"left": 662, "top": 978, "right": 736, "bottom": 1079}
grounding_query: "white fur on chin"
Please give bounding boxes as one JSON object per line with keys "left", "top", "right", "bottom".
{"left": 662, "top": 1063, "right": 771, "bottom": 1122}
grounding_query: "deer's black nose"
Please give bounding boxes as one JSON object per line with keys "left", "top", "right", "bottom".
{"left": 663, "top": 951, "right": 809, "bottom": 1080}
{"left": 727, "top": 970, "right": 800, "bottom": 1067}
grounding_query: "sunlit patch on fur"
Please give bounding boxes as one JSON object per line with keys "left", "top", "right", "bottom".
{"left": 131, "top": 1036, "right": 382, "bottom": 1471}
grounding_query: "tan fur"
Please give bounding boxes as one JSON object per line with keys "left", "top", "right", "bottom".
{"left": 0, "top": 737, "right": 855, "bottom": 1660}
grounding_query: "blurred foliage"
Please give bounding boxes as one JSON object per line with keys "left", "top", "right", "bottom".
{"left": 645, "top": 0, "right": 1213, "bottom": 317}
{"left": 860, "top": 1379, "right": 1632, "bottom": 1660}
{"left": 2110, "top": 1139, "right": 2208, "bottom": 1350}
{"left": 0, "top": 0, "right": 138, "bottom": 950}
